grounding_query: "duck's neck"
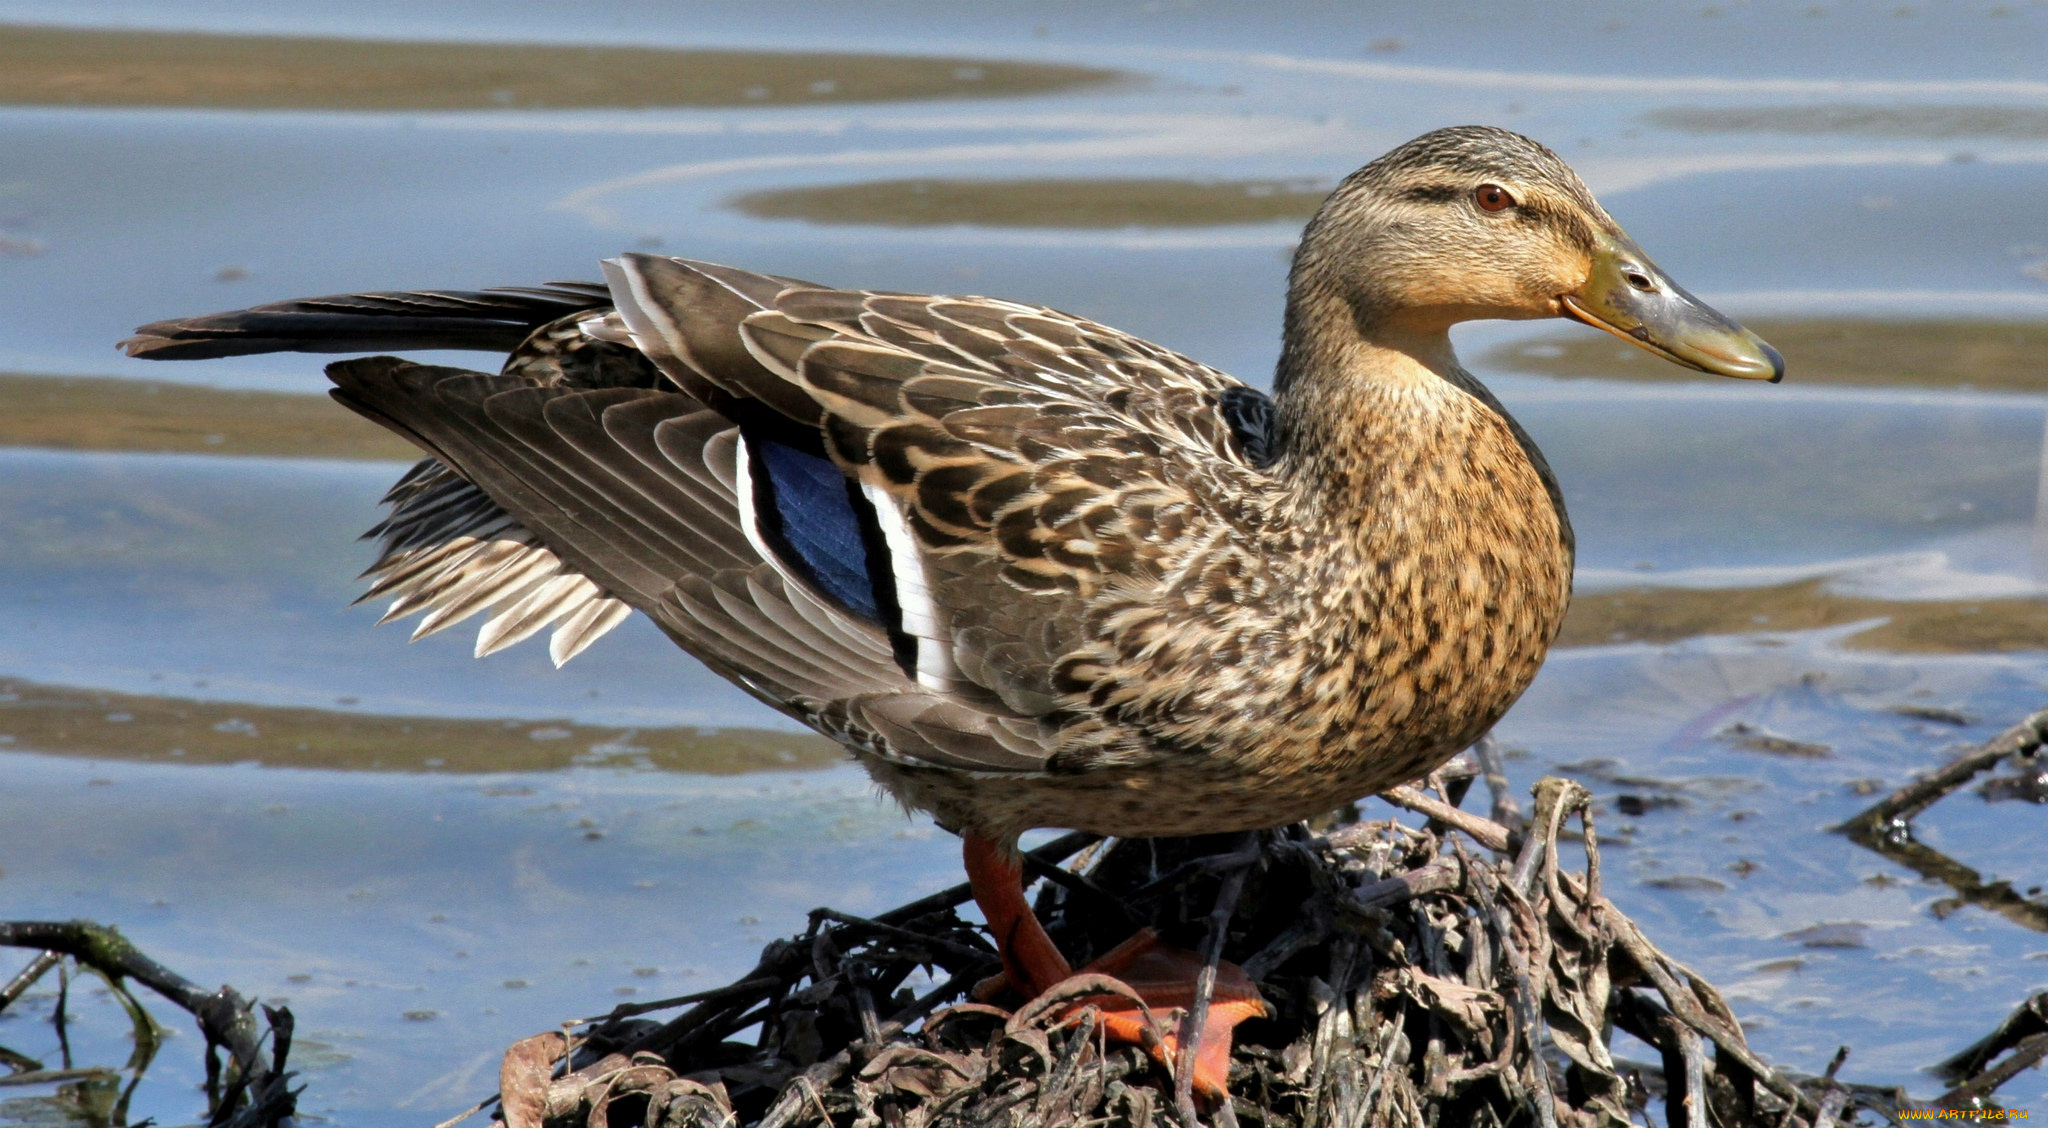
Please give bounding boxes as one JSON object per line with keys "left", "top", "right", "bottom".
{"left": 1271, "top": 278, "right": 1468, "bottom": 507}
{"left": 1270, "top": 272, "right": 1573, "bottom": 562}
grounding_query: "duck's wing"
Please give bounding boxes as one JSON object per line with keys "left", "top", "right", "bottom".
{"left": 604, "top": 255, "right": 1282, "bottom": 726}
{"left": 322, "top": 352, "right": 1062, "bottom": 774}
{"left": 123, "top": 255, "right": 1282, "bottom": 776}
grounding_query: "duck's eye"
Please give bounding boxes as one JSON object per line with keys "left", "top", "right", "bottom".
{"left": 1474, "top": 184, "right": 1517, "bottom": 212}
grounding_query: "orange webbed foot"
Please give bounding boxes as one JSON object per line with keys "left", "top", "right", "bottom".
{"left": 963, "top": 835, "right": 1267, "bottom": 1101}
{"left": 1077, "top": 928, "right": 1267, "bottom": 1099}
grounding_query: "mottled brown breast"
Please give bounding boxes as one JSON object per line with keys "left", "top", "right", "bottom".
{"left": 894, "top": 369, "right": 1573, "bottom": 840}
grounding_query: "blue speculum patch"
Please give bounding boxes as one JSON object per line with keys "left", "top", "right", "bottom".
{"left": 751, "top": 434, "right": 884, "bottom": 622}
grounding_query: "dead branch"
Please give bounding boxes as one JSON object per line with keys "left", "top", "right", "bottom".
{"left": 1837, "top": 704, "right": 2048, "bottom": 838}
{"left": 1833, "top": 706, "right": 2048, "bottom": 933}
{"left": 0, "top": 919, "right": 298, "bottom": 1128}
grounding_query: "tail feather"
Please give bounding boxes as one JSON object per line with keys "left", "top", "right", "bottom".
{"left": 121, "top": 284, "right": 650, "bottom": 669}
{"left": 119, "top": 283, "right": 610, "bottom": 360}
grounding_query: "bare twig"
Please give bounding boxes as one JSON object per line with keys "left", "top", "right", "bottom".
{"left": 1174, "top": 836, "right": 1255, "bottom": 1127}
{"left": 1838, "top": 705, "right": 2048, "bottom": 838}
{"left": 1381, "top": 785, "right": 1512, "bottom": 852}
{"left": 1472, "top": 734, "right": 1526, "bottom": 833}
{"left": 1935, "top": 1033, "right": 2048, "bottom": 1111}
{"left": 1347, "top": 857, "right": 1463, "bottom": 913}
{"left": 1936, "top": 990, "right": 2048, "bottom": 1082}
{"left": 429, "top": 1094, "right": 495, "bottom": 1128}
{"left": 52, "top": 962, "right": 70, "bottom": 1071}
{"left": 0, "top": 1066, "right": 122, "bottom": 1087}
{"left": 0, "top": 950, "right": 60, "bottom": 1014}
{"left": 1835, "top": 708, "right": 2048, "bottom": 933}
{"left": 1813, "top": 1046, "right": 1851, "bottom": 1128}
{"left": 873, "top": 830, "right": 1098, "bottom": 928}
{"left": 808, "top": 909, "right": 997, "bottom": 966}
{"left": 0, "top": 920, "right": 297, "bottom": 1128}
{"left": 1128, "top": 841, "right": 1264, "bottom": 901}
{"left": 1673, "top": 1022, "right": 1708, "bottom": 1128}
{"left": 1464, "top": 855, "right": 1558, "bottom": 1128}
{"left": 1812, "top": 1087, "right": 1850, "bottom": 1128}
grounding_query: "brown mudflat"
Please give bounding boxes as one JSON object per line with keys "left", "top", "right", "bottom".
{"left": 0, "top": 678, "right": 841, "bottom": 774}
{"left": 1486, "top": 317, "right": 2048, "bottom": 391}
{"left": 0, "top": 372, "right": 419, "bottom": 460}
{"left": 0, "top": 24, "right": 1122, "bottom": 111}
{"left": 1649, "top": 104, "right": 2048, "bottom": 140}
{"left": 1561, "top": 577, "right": 2048, "bottom": 654}
{"left": 728, "top": 177, "right": 1331, "bottom": 228}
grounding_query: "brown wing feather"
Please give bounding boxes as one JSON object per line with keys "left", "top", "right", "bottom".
{"left": 604, "top": 255, "right": 1286, "bottom": 765}
{"left": 327, "top": 354, "right": 1051, "bottom": 774}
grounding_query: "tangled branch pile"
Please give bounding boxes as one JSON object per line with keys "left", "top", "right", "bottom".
{"left": 14, "top": 714, "right": 2048, "bottom": 1126}
{"left": 486, "top": 775, "right": 1855, "bottom": 1128}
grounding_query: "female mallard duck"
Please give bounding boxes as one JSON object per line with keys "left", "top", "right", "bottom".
{"left": 124, "top": 126, "right": 1780, "bottom": 1097}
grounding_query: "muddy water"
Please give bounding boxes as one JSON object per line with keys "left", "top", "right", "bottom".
{"left": 3, "top": 3, "right": 2048, "bottom": 1123}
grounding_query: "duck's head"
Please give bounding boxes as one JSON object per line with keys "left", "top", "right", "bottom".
{"left": 1293, "top": 125, "right": 1782, "bottom": 382}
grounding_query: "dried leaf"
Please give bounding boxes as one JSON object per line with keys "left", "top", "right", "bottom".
{"left": 923, "top": 1002, "right": 1010, "bottom": 1051}
{"left": 1412, "top": 971, "right": 1499, "bottom": 1046}
{"left": 499, "top": 1031, "right": 568, "bottom": 1128}
{"left": 1005, "top": 971, "right": 1158, "bottom": 1043}
{"left": 857, "top": 1045, "right": 976, "bottom": 1084}
{"left": 999, "top": 1027, "right": 1054, "bottom": 1074}
{"left": 649, "top": 1077, "right": 737, "bottom": 1128}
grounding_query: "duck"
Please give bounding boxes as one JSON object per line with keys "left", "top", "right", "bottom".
{"left": 122, "top": 125, "right": 1781, "bottom": 1100}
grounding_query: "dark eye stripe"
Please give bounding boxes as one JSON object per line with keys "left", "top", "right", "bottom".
{"left": 1402, "top": 184, "right": 1466, "bottom": 204}
{"left": 1400, "top": 181, "right": 1593, "bottom": 251}
{"left": 1515, "top": 199, "right": 1598, "bottom": 251}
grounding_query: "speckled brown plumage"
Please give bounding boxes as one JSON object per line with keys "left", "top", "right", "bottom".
{"left": 866, "top": 338, "right": 1571, "bottom": 839}
{"left": 123, "top": 125, "right": 1622, "bottom": 844}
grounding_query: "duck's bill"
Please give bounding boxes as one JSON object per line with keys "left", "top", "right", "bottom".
{"left": 1560, "top": 231, "right": 1784, "bottom": 382}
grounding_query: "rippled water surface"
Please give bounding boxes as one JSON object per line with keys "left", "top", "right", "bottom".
{"left": 3, "top": 3, "right": 2048, "bottom": 1123}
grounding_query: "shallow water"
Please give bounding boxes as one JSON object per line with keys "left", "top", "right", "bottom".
{"left": 3, "top": 3, "right": 2048, "bottom": 1123}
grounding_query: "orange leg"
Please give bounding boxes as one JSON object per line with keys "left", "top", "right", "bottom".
{"left": 964, "top": 833, "right": 1075, "bottom": 989}
{"left": 961, "top": 834, "right": 1266, "bottom": 1100}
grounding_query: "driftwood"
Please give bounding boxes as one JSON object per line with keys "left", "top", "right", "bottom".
{"left": 0, "top": 919, "right": 298, "bottom": 1128}
{"left": 449, "top": 771, "right": 1919, "bottom": 1128}
{"left": 1837, "top": 705, "right": 2048, "bottom": 836}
